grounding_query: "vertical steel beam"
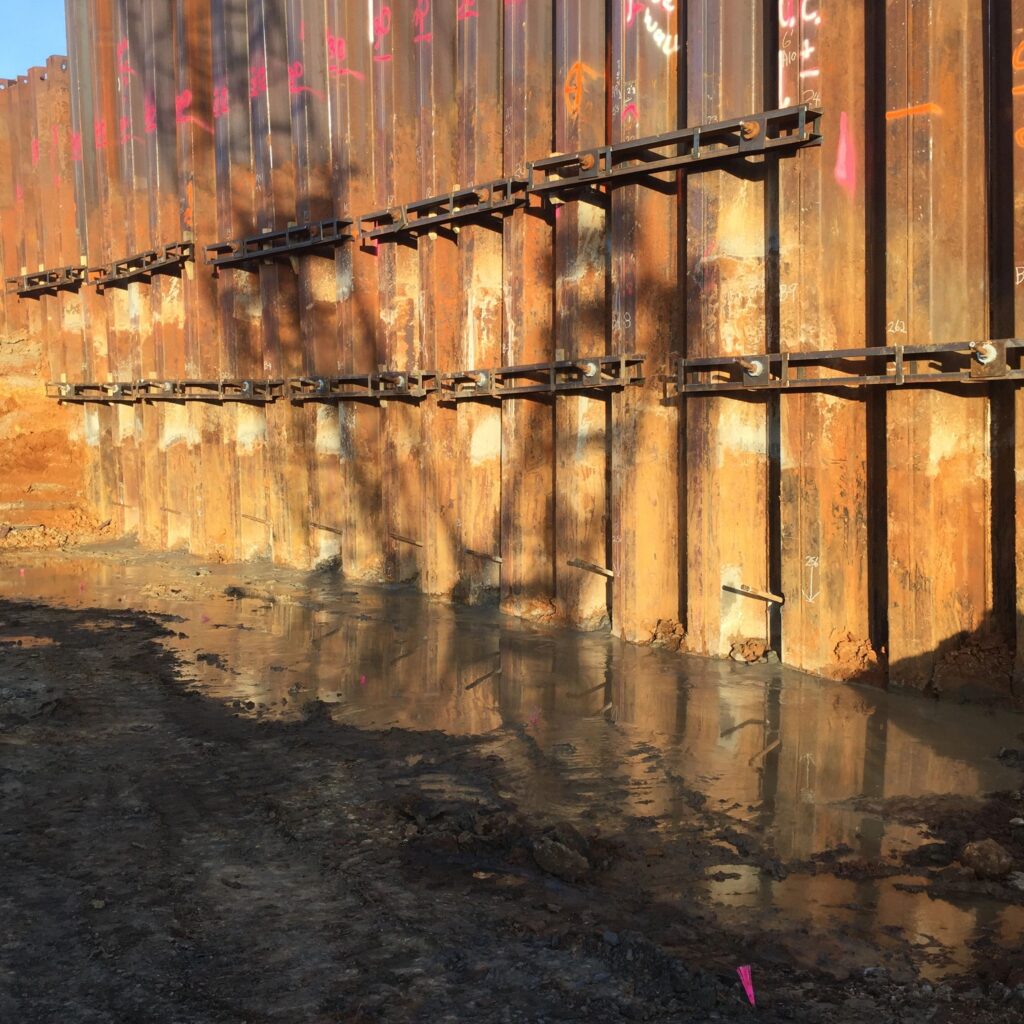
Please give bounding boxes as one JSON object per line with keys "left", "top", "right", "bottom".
{"left": 885, "top": 0, "right": 994, "bottom": 693}
{"left": 178, "top": 0, "right": 238, "bottom": 561}
{"left": 250, "top": 0, "right": 308, "bottom": 568}
{"left": 328, "top": 0, "right": 385, "bottom": 581}
{"left": 1012, "top": 1, "right": 1024, "bottom": 688}
{"left": 375, "top": 0, "right": 424, "bottom": 585}
{"left": 77, "top": 0, "right": 122, "bottom": 530}
{"left": 685, "top": 0, "right": 767, "bottom": 658}
{"left": 777, "top": 2, "right": 876, "bottom": 680}
{"left": 455, "top": 0, "right": 502, "bottom": 606}
{"left": 288, "top": 0, "right": 342, "bottom": 569}
{"left": 416, "top": 0, "right": 460, "bottom": 597}
{"left": 212, "top": 0, "right": 267, "bottom": 560}
{"left": 611, "top": 0, "right": 682, "bottom": 644}
{"left": 554, "top": 0, "right": 609, "bottom": 630}
{"left": 502, "top": 0, "right": 556, "bottom": 621}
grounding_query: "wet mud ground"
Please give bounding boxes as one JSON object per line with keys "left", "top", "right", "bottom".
{"left": 2, "top": 545, "right": 1024, "bottom": 1022}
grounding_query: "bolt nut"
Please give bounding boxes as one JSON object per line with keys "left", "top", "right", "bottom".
{"left": 474, "top": 372, "right": 489, "bottom": 388}
{"left": 970, "top": 342, "right": 998, "bottom": 366}
{"left": 740, "top": 120, "right": 761, "bottom": 141}
{"left": 580, "top": 361, "right": 598, "bottom": 377}
{"left": 579, "top": 153, "right": 596, "bottom": 172}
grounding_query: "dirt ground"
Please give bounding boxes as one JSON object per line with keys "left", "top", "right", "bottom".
{"left": 2, "top": 554, "right": 1024, "bottom": 1022}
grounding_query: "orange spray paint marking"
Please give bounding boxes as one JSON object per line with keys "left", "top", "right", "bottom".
{"left": 564, "top": 61, "right": 598, "bottom": 120}
{"left": 833, "top": 111, "right": 857, "bottom": 198}
{"left": 1014, "top": 39, "right": 1024, "bottom": 70}
{"left": 1015, "top": 127, "right": 1024, "bottom": 150}
{"left": 885, "top": 102, "right": 942, "bottom": 121}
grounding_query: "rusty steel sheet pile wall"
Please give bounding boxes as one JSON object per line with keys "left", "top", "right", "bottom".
{"left": 4, "top": 0, "right": 1024, "bottom": 701}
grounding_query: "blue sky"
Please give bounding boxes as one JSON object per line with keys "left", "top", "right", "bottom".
{"left": 0, "top": 1, "right": 67, "bottom": 80}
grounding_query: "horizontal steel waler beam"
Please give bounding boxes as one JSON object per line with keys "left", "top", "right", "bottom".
{"left": 205, "top": 218, "right": 354, "bottom": 269}
{"left": 88, "top": 242, "right": 194, "bottom": 291}
{"left": 360, "top": 105, "right": 821, "bottom": 243}
{"left": 45, "top": 353, "right": 644, "bottom": 405}
{"left": 5, "top": 264, "right": 88, "bottom": 298}
{"left": 672, "top": 339, "right": 1024, "bottom": 394}
{"left": 440, "top": 353, "right": 645, "bottom": 400}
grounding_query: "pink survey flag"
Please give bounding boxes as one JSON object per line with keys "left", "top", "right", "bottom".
{"left": 737, "top": 964, "right": 755, "bottom": 1007}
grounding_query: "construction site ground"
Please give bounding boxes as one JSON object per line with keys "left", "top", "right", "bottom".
{"left": 2, "top": 544, "right": 1023, "bottom": 1023}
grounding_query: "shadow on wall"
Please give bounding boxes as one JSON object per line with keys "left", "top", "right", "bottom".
{"left": 846, "top": 611, "right": 1019, "bottom": 707}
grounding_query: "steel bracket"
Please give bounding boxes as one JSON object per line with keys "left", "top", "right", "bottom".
{"left": 6, "top": 264, "right": 88, "bottom": 298}
{"left": 288, "top": 370, "right": 439, "bottom": 401}
{"left": 358, "top": 178, "right": 527, "bottom": 243}
{"left": 440, "top": 353, "right": 645, "bottom": 401}
{"left": 46, "top": 380, "right": 136, "bottom": 403}
{"left": 205, "top": 218, "right": 353, "bottom": 269}
{"left": 89, "top": 242, "right": 194, "bottom": 291}
{"left": 528, "top": 105, "right": 822, "bottom": 199}
{"left": 673, "top": 339, "right": 1024, "bottom": 394}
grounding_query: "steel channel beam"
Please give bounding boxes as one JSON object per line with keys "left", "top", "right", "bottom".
{"left": 136, "top": 0, "right": 177, "bottom": 551}
{"left": 375, "top": 0, "right": 424, "bottom": 586}
{"left": 531, "top": 104, "right": 821, "bottom": 194}
{"left": 211, "top": 0, "right": 268, "bottom": 559}
{"left": 417, "top": 0, "right": 461, "bottom": 598}
{"left": 177, "top": 0, "right": 238, "bottom": 561}
{"left": 454, "top": 0, "right": 503, "bottom": 607}
{"left": 885, "top": 1, "right": 995, "bottom": 693}
{"left": 684, "top": 1, "right": 769, "bottom": 659}
{"left": 328, "top": 0, "right": 385, "bottom": 582}
{"left": 205, "top": 218, "right": 352, "bottom": 267}
{"left": 1013, "top": 0, "right": 1024, "bottom": 686}
{"left": 85, "top": 0, "right": 129, "bottom": 531}
{"left": 288, "top": 0, "right": 342, "bottom": 571}
{"left": 502, "top": 0, "right": 556, "bottom": 622}
{"left": 611, "top": 0, "right": 682, "bottom": 644}
{"left": 775, "top": 1, "right": 876, "bottom": 681}
{"left": 249, "top": 0, "right": 309, "bottom": 568}
{"left": 553, "top": 0, "right": 610, "bottom": 631}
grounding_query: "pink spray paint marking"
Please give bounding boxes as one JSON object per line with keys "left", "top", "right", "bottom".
{"left": 359, "top": 674, "right": 367, "bottom": 687}
{"left": 737, "top": 965, "right": 755, "bottom": 1007}
{"left": 19, "top": 568, "right": 25, "bottom": 577}
{"left": 833, "top": 111, "right": 857, "bottom": 198}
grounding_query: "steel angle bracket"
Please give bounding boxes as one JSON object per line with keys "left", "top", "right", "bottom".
{"left": 176, "top": 379, "right": 282, "bottom": 403}
{"left": 440, "top": 353, "right": 645, "bottom": 401}
{"left": 89, "top": 242, "right": 194, "bottom": 291}
{"left": 672, "top": 338, "right": 1024, "bottom": 395}
{"left": 205, "top": 218, "right": 353, "bottom": 269}
{"left": 528, "top": 105, "right": 822, "bottom": 201}
{"left": 6, "top": 264, "right": 87, "bottom": 298}
{"left": 46, "top": 380, "right": 136, "bottom": 403}
{"left": 358, "top": 177, "right": 527, "bottom": 243}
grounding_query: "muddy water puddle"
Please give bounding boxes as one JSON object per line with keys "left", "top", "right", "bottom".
{"left": 2, "top": 544, "right": 1022, "bottom": 982}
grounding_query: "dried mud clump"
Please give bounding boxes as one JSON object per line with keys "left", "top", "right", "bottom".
{"left": 831, "top": 631, "right": 884, "bottom": 683}
{"left": 651, "top": 619, "right": 686, "bottom": 652}
{"left": 729, "top": 637, "right": 769, "bottom": 664}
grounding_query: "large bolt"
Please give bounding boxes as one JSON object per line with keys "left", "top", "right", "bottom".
{"left": 740, "top": 120, "right": 761, "bottom": 141}
{"left": 970, "top": 342, "right": 998, "bottom": 366}
{"left": 739, "top": 358, "right": 765, "bottom": 377}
